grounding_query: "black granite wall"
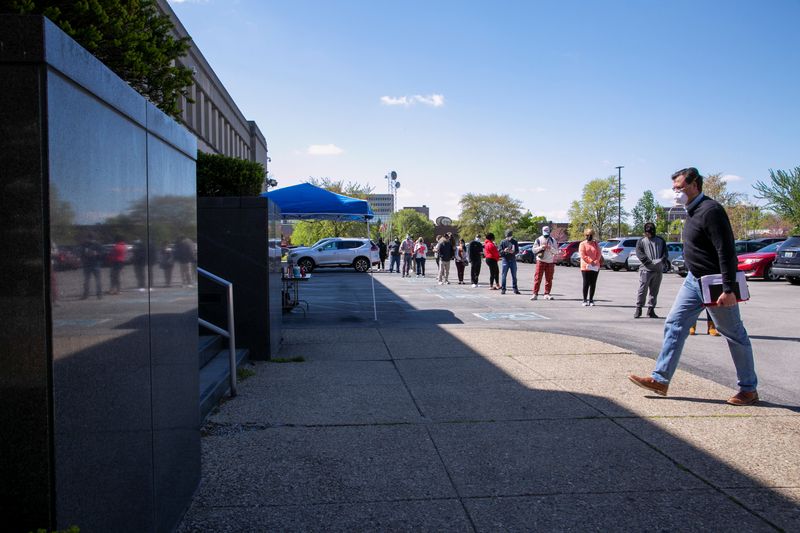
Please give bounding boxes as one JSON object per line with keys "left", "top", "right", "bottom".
{"left": 197, "top": 196, "right": 282, "bottom": 360}
{"left": 0, "top": 16, "right": 199, "bottom": 532}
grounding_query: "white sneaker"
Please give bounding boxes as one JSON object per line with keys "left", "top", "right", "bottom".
{"left": 438, "top": 281, "right": 444, "bottom": 285}
{"left": 582, "top": 301, "right": 589, "bottom": 307}
{"left": 472, "top": 284, "right": 477, "bottom": 288}
{"left": 544, "top": 294, "right": 553, "bottom": 300}
{"left": 589, "top": 301, "right": 595, "bottom": 307}
{"left": 530, "top": 294, "right": 538, "bottom": 300}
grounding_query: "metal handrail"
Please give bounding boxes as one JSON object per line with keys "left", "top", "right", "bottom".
{"left": 198, "top": 268, "right": 237, "bottom": 397}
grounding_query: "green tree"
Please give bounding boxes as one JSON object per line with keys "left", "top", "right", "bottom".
{"left": 727, "top": 202, "right": 763, "bottom": 240}
{"left": 669, "top": 219, "right": 685, "bottom": 241}
{"left": 654, "top": 205, "right": 669, "bottom": 235}
{"left": 567, "top": 176, "right": 626, "bottom": 240}
{"left": 197, "top": 151, "right": 265, "bottom": 196}
{"left": 703, "top": 173, "right": 742, "bottom": 207}
{"left": 514, "top": 211, "right": 548, "bottom": 240}
{"left": 753, "top": 167, "right": 800, "bottom": 233}
{"left": 390, "top": 209, "right": 434, "bottom": 241}
{"left": 2, "top": 0, "right": 194, "bottom": 119}
{"left": 456, "top": 193, "right": 523, "bottom": 239}
{"left": 631, "top": 190, "right": 659, "bottom": 235}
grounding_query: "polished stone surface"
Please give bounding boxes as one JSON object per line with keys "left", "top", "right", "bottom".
{"left": 1, "top": 16, "right": 199, "bottom": 532}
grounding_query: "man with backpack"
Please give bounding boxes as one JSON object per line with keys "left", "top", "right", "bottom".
{"left": 468, "top": 235, "right": 484, "bottom": 287}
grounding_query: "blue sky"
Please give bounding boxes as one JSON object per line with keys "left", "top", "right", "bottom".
{"left": 169, "top": 0, "right": 800, "bottom": 222}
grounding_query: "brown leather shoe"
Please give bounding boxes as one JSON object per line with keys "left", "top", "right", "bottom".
{"left": 727, "top": 390, "right": 759, "bottom": 406}
{"left": 628, "top": 374, "right": 668, "bottom": 396}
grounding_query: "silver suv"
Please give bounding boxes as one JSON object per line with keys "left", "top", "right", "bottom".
{"left": 601, "top": 237, "right": 641, "bottom": 271}
{"left": 289, "top": 238, "right": 379, "bottom": 273}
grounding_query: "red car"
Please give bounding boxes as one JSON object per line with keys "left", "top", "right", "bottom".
{"left": 737, "top": 241, "right": 784, "bottom": 281}
{"left": 555, "top": 240, "right": 581, "bottom": 266}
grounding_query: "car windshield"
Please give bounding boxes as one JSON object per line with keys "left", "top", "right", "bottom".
{"left": 778, "top": 237, "right": 800, "bottom": 249}
{"left": 753, "top": 242, "right": 783, "bottom": 253}
{"left": 604, "top": 240, "right": 621, "bottom": 248}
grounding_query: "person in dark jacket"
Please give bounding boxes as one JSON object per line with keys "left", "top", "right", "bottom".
{"left": 629, "top": 167, "right": 759, "bottom": 406}
{"left": 388, "top": 238, "right": 401, "bottom": 273}
{"left": 435, "top": 233, "right": 454, "bottom": 284}
{"left": 377, "top": 237, "right": 387, "bottom": 271}
{"left": 80, "top": 232, "right": 104, "bottom": 299}
{"left": 633, "top": 222, "right": 669, "bottom": 318}
{"left": 498, "top": 229, "right": 520, "bottom": 294}
{"left": 468, "top": 235, "right": 484, "bottom": 287}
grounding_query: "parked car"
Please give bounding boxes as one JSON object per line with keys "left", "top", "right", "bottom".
{"left": 734, "top": 240, "right": 766, "bottom": 255}
{"left": 627, "top": 241, "right": 684, "bottom": 272}
{"left": 748, "top": 237, "right": 786, "bottom": 247}
{"left": 771, "top": 236, "right": 800, "bottom": 285}
{"left": 737, "top": 241, "right": 785, "bottom": 281}
{"left": 570, "top": 250, "right": 581, "bottom": 267}
{"left": 288, "top": 238, "right": 379, "bottom": 272}
{"left": 516, "top": 244, "right": 535, "bottom": 263}
{"left": 601, "top": 237, "right": 641, "bottom": 271}
{"left": 671, "top": 254, "right": 687, "bottom": 277}
{"left": 52, "top": 245, "right": 82, "bottom": 270}
{"left": 555, "top": 241, "right": 581, "bottom": 266}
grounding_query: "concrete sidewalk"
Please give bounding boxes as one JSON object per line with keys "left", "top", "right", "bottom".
{"left": 178, "top": 325, "right": 800, "bottom": 532}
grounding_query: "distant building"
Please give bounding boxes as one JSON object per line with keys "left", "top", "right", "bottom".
{"left": 403, "top": 205, "right": 430, "bottom": 220}
{"left": 156, "top": 0, "right": 269, "bottom": 173}
{"left": 664, "top": 205, "right": 686, "bottom": 223}
{"left": 366, "top": 194, "right": 394, "bottom": 223}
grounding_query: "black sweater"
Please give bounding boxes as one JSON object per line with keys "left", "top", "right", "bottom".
{"left": 683, "top": 195, "right": 738, "bottom": 292}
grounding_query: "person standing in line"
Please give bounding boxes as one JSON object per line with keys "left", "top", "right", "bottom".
{"left": 80, "top": 232, "right": 103, "bottom": 299}
{"left": 634, "top": 222, "right": 669, "bottom": 318}
{"left": 108, "top": 235, "right": 127, "bottom": 295}
{"left": 629, "top": 167, "right": 759, "bottom": 406}
{"left": 498, "top": 229, "right": 520, "bottom": 294}
{"left": 468, "top": 234, "right": 483, "bottom": 287}
{"left": 435, "top": 233, "right": 454, "bottom": 285}
{"left": 400, "top": 234, "right": 415, "bottom": 277}
{"left": 530, "top": 225, "right": 559, "bottom": 300}
{"left": 433, "top": 235, "right": 441, "bottom": 269}
{"left": 483, "top": 233, "right": 501, "bottom": 290}
{"left": 578, "top": 228, "right": 602, "bottom": 306}
{"left": 159, "top": 241, "right": 174, "bottom": 287}
{"left": 388, "top": 237, "right": 401, "bottom": 273}
{"left": 454, "top": 238, "right": 469, "bottom": 284}
{"left": 378, "top": 237, "right": 387, "bottom": 271}
{"left": 414, "top": 237, "right": 428, "bottom": 277}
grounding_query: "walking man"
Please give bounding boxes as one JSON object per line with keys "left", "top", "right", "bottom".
{"left": 531, "top": 226, "right": 559, "bottom": 300}
{"left": 435, "top": 233, "right": 454, "bottom": 284}
{"left": 468, "top": 234, "right": 483, "bottom": 287}
{"left": 400, "top": 234, "right": 415, "bottom": 277}
{"left": 629, "top": 167, "right": 759, "bottom": 406}
{"left": 634, "top": 222, "right": 669, "bottom": 318}
{"left": 498, "top": 230, "right": 520, "bottom": 294}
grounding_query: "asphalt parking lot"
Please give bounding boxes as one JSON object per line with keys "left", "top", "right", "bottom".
{"left": 284, "top": 262, "right": 800, "bottom": 406}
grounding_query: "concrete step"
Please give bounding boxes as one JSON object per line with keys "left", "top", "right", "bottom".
{"left": 199, "top": 348, "right": 249, "bottom": 421}
{"left": 198, "top": 334, "right": 224, "bottom": 369}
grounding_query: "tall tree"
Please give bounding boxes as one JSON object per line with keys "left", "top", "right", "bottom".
{"left": 514, "top": 211, "right": 549, "bottom": 240}
{"left": 3, "top": 0, "right": 194, "bottom": 119}
{"left": 753, "top": 167, "right": 800, "bottom": 233}
{"left": 567, "top": 176, "right": 626, "bottom": 240}
{"left": 456, "top": 193, "right": 523, "bottom": 239}
{"left": 391, "top": 209, "right": 434, "bottom": 242}
{"left": 703, "top": 173, "right": 742, "bottom": 207}
{"left": 631, "top": 190, "right": 659, "bottom": 235}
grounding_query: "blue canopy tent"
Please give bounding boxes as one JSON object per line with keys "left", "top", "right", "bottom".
{"left": 263, "top": 183, "right": 378, "bottom": 320}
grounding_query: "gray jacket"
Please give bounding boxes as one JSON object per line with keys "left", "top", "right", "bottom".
{"left": 635, "top": 235, "right": 668, "bottom": 272}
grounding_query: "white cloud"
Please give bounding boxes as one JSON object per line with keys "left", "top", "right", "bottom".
{"left": 514, "top": 187, "right": 547, "bottom": 193}
{"left": 307, "top": 144, "right": 344, "bottom": 156}
{"left": 380, "top": 94, "right": 445, "bottom": 107}
{"left": 541, "top": 209, "right": 568, "bottom": 221}
{"left": 721, "top": 174, "right": 744, "bottom": 183}
{"left": 658, "top": 188, "right": 674, "bottom": 201}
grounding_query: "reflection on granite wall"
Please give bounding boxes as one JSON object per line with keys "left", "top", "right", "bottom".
{"left": 0, "top": 16, "right": 198, "bottom": 532}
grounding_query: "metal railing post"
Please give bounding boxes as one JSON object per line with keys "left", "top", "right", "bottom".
{"left": 197, "top": 267, "right": 237, "bottom": 398}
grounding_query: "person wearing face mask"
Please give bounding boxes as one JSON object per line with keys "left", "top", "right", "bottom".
{"left": 578, "top": 228, "right": 602, "bottom": 306}
{"left": 629, "top": 167, "right": 759, "bottom": 406}
{"left": 530, "top": 225, "right": 559, "bottom": 300}
{"left": 633, "top": 222, "right": 669, "bottom": 318}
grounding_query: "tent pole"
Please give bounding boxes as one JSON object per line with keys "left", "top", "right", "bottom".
{"left": 368, "top": 220, "right": 378, "bottom": 321}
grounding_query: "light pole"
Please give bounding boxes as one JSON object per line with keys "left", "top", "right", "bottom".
{"left": 615, "top": 165, "right": 624, "bottom": 237}
{"left": 384, "top": 171, "right": 399, "bottom": 238}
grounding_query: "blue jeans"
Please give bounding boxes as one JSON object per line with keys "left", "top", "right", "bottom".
{"left": 652, "top": 272, "right": 757, "bottom": 391}
{"left": 389, "top": 255, "right": 400, "bottom": 272}
{"left": 501, "top": 259, "right": 518, "bottom": 291}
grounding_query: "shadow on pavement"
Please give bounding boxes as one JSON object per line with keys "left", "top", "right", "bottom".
{"left": 180, "top": 272, "right": 800, "bottom": 531}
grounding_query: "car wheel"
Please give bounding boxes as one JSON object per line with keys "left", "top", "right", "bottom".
{"left": 353, "top": 257, "right": 370, "bottom": 272}
{"left": 611, "top": 264, "right": 620, "bottom": 271}
{"left": 788, "top": 276, "right": 800, "bottom": 285}
{"left": 297, "top": 258, "right": 315, "bottom": 273}
{"left": 765, "top": 265, "right": 781, "bottom": 281}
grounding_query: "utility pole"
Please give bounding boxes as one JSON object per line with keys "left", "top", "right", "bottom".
{"left": 615, "top": 165, "right": 624, "bottom": 237}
